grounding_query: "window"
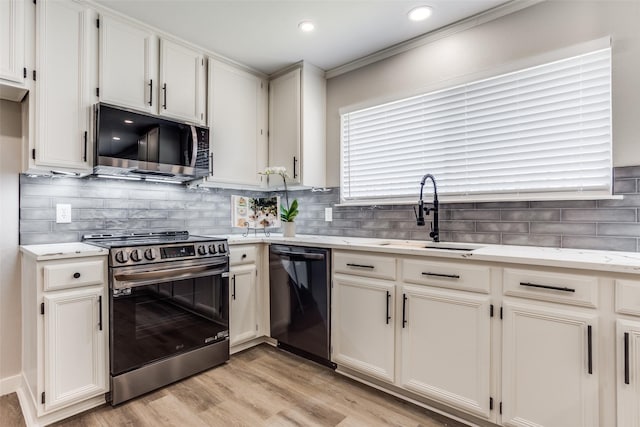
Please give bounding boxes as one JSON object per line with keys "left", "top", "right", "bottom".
{"left": 340, "top": 47, "right": 612, "bottom": 203}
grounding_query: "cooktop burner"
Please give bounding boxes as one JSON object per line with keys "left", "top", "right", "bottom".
{"left": 82, "top": 231, "right": 221, "bottom": 249}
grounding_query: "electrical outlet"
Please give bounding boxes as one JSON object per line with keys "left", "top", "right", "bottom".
{"left": 56, "top": 204, "right": 72, "bottom": 224}
{"left": 325, "top": 207, "right": 333, "bottom": 222}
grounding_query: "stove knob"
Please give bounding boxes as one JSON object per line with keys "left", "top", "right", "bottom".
{"left": 197, "top": 245, "right": 207, "bottom": 255}
{"left": 144, "top": 248, "right": 156, "bottom": 260}
{"left": 218, "top": 244, "right": 226, "bottom": 254}
{"left": 208, "top": 244, "right": 217, "bottom": 254}
{"left": 130, "top": 249, "right": 141, "bottom": 262}
{"left": 114, "top": 250, "right": 128, "bottom": 264}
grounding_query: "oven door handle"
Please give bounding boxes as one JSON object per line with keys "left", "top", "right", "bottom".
{"left": 113, "top": 264, "right": 228, "bottom": 289}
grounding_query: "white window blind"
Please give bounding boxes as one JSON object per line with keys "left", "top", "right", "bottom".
{"left": 341, "top": 47, "right": 612, "bottom": 202}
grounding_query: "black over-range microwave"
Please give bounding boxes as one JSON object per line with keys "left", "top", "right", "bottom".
{"left": 94, "top": 103, "right": 210, "bottom": 182}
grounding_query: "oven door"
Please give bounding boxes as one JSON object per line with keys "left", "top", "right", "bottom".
{"left": 110, "top": 257, "right": 229, "bottom": 376}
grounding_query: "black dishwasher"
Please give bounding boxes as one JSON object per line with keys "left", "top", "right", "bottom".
{"left": 269, "top": 244, "right": 334, "bottom": 367}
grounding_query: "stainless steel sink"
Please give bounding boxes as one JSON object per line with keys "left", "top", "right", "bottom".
{"left": 376, "top": 241, "right": 484, "bottom": 252}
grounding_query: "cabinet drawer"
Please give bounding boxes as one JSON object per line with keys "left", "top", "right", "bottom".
{"left": 402, "top": 259, "right": 490, "bottom": 294}
{"left": 43, "top": 258, "right": 105, "bottom": 291}
{"left": 229, "top": 245, "right": 258, "bottom": 266}
{"left": 616, "top": 279, "right": 640, "bottom": 316}
{"left": 503, "top": 268, "right": 598, "bottom": 308}
{"left": 334, "top": 251, "right": 396, "bottom": 281}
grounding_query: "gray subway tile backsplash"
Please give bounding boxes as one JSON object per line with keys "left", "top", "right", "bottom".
{"left": 17, "top": 166, "right": 640, "bottom": 252}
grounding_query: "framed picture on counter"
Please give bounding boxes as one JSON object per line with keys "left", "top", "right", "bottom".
{"left": 231, "top": 195, "right": 281, "bottom": 229}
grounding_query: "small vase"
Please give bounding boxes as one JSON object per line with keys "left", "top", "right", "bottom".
{"left": 282, "top": 222, "right": 296, "bottom": 238}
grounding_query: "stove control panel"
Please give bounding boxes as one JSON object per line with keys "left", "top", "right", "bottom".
{"left": 111, "top": 241, "right": 228, "bottom": 266}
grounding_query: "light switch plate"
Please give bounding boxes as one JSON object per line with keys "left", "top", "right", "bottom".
{"left": 325, "top": 207, "right": 333, "bottom": 222}
{"left": 56, "top": 204, "right": 72, "bottom": 223}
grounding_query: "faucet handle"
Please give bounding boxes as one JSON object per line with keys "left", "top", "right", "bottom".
{"left": 414, "top": 204, "right": 425, "bottom": 226}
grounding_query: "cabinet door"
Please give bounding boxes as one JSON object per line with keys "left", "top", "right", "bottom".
{"left": 43, "top": 286, "right": 107, "bottom": 412}
{"left": 159, "top": 39, "right": 204, "bottom": 124}
{"left": 98, "top": 14, "right": 157, "bottom": 113}
{"left": 332, "top": 274, "right": 395, "bottom": 383}
{"left": 35, "top": 0, "right": 94, "bottom": 171}
{"left": 0, "top": 0, "right": 24, "bottom": 84}
{"left": 268, "top": 68, "right": 301, "bottom": 184}
{"left": 230, "top": 264, "right": 258, "bottom": 346}
{"left": 617, "top": 319, "right": 640, "bottom": 427}
{"left": 502, "top": 301, "right": 599, "bottom": 427}
{"left": 208, "top": 59, "right": 267, "bottom": 185}
{"left": 400, "top": 285, "right": 492, "bottom": 419}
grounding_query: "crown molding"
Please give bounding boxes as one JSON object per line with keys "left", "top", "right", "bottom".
{"left": 325, "top": 0, "right": 545, "bottom": 79}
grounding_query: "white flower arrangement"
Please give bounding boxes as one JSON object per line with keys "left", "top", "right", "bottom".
{"left": 259, "top": 166, "right": 298, "bottom": 222}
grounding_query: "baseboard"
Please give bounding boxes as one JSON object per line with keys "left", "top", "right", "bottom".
{"left": 0, "top": 374, "right": 22, "bottom": 396}
{"left": 335, "top": 366, "right": 496, "bottom": 427}
{"left": 230, "top": 335, "right": 269, "bottom": 355}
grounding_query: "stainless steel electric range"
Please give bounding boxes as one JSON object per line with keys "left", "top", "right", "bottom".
{"left": 83, "top": 231, "right": 230, "bottom": 405}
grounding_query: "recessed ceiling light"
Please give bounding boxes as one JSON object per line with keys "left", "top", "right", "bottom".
{"left": 124, "top": 119, "right": 133, "bottom": 124}
{"left": 112, "top": 136, "right": 121, "bottom": 141}
{"left": 408, "top": 6, "right": 433, "bottom": 21}
{"left": 298, "top": 20, "right": 315, "bottom": 32}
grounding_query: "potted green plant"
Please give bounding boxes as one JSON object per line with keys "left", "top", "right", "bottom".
{"left": 260, "top": 167, "right": 298, "bottom": 237}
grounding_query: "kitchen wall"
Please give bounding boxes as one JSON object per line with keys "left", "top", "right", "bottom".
{"left": 19, "top": 176, "right": 265, "bottom": 245}
{"left": 325, "top": 0, "right": 640, "bottom": 187}
{"left": 0, "top": 100, "right": 22, "bottom": 390}
{"left": 292, "top": 166, "right": 640, "bottom": 252}
{"left": 18, "top": 164, "right": 640, "bottom": 253}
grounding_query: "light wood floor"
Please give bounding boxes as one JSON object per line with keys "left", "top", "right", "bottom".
{"left": 2, "top": 344, "right": 466, "bottom": 426}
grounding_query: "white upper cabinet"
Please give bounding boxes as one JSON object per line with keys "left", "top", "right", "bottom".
{"left": 269, "top": 68, "right": 301, "bottom": 183}
{"left": 35, "top": 0, "right": 95, "bottom": 172}
{"left": 0, "top": 0, "right": 25, "bottom": 88}
{"left": 207, "top": 58, "right": 267, "bottom": 186}
{"left": 98, "top": 14, "right": 157, "bottom": 114}
{"left": 97, "top": 15, "right": 205, "bottom": 124}
{"left": 268, "top": 63, "right": 326, "bottom": 188}
{"left": 159, "top": 38, "right": 205, "bottom": 124}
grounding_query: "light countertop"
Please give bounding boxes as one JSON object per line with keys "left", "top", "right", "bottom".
{"left": 224, "top": 233, "right": 640, "bottom": 275}
{"left": 20, "top": 235, "right": 640, "bottom": 275}
{"left": 20, "top": 242, "right": 108, "bottom": 261}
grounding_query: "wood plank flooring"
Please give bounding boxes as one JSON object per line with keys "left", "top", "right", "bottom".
{"left": 2, "top": 344, "right": 466, "bottom": 426}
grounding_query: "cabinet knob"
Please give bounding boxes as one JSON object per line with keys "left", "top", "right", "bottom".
{"left": 73, "top": 272, "right": 81, "bottom": 279}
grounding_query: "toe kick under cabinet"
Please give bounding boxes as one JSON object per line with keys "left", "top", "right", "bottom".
{"left": 20, "top": 245, "right": 109, "bottom": 426}
{"left": 331, "top": 249, "right": 631, "bottom": 427}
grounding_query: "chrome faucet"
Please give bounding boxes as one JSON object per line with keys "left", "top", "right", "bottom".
{"left": 414, "top": 173, "right": 439, "bottom": 242}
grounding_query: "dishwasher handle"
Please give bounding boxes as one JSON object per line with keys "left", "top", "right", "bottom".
{"left": 270, "top": 248, "right": 325, "bottom": 260}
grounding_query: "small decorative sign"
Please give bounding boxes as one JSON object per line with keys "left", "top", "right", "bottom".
{"left": 231, "top": 195, "right": 281, "bottom": 229}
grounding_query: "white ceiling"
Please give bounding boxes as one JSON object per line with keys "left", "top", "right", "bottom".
{"left": 95, "top": 0, "right": 512, "bottom": 75}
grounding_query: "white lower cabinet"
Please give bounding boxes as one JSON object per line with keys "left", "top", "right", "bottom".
{"left": 43, "top": 286, "right": 107, "bottom": 412}
{"left": 617, "top": 319, "right": 640, "bottom": 427}
{"left": 21, "top": 250, "right": 109, "bottom": 425}
{"left": 229, "top": 244, "right": 265, "bottom": 350}
{"left": 400, "top": 284, "right": 492, "bottom": 418}
{"left": 501, "top": 300, "right": 599, "bottom": 427}
{"left": 332, "top": 274, "right": 395, "bottom": 383}
{"left": 229, "top": 263, "right": 258, "bottom": 346}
